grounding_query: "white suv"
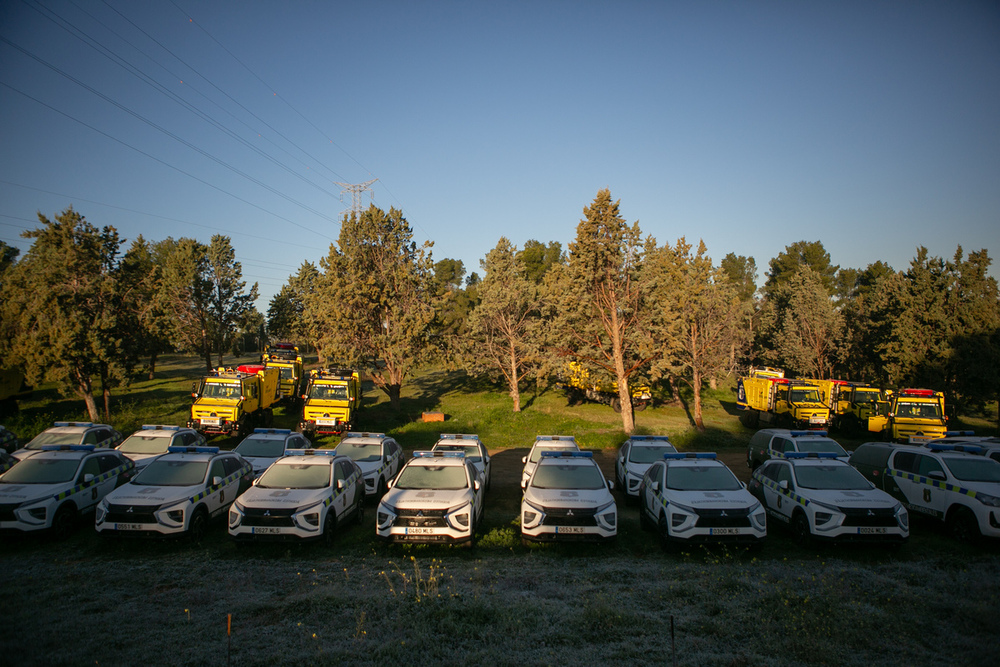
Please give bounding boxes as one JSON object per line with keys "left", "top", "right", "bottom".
{"left": 615, "top": 435, "right": 677, "bottom": 501}
{"left": 12, "top": 422, "right": 122, "bottom": 463}
{"left": 96, "top": 446, "right": 252, "bottom": 539}
{"left": 639, "top": 453, "right": 766, "bottom": 547}
{"left": 431, "top": 434, "right": 491, "bottom": 491}
{"left": 233, "top": 428, "right": 312, "bottom": 478}
{"left": 333, "top": 432, "right": 403, "bottom": 499}
{"left": 229, "top": 450, "right": 364, "bottom": 542}
{"left": 376, "top": 451, "right": 484, "bottom": 546}
{"left": 116, "top": 425, "right": 205, "bottom": 473}
{"left": 521, "top": 435, "right": 579, "bottom": 489}
{"left": 749, "top": 453, "right": 908, "bottom": 544}
{"left": 521, "top": 451, "right": 617, "bottom": 543}
{"left": 0, "top": 445, "right": 134, "bottom": 536}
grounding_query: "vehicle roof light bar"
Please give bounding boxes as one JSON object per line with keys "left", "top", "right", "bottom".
{"left": 413, "top": 451, "right": 465, "bottom": 458}
{"left": 540, "top": 450, "right": 593, "bottom": 458}
{"left": 167, "top": 446, "right": 220, "bottom": 454}
{"left": 790, "top": 430, "right": 828, "bottom": 437}
{"left": 781, "top": 452, "right": 839, "bottom": 459}
{"left": 285, "top": 449, "right": 335, "bottom": 457}
{"left": 253, "top": 428, "right": 292, "bottom": 435}
{"left": 142, "top": 425, "right": 180, "bottom": 431}
{"left": 40, "top": 444, "right": 95, "bottom": 451}
{"left": 928, "top": 444, "right": 984, "bottom": 454}
{"left": 663, "top": 452, "right": 716, "bottom": 460}
{"left": 53, "top": 422, "right": 94, "bottom": 428}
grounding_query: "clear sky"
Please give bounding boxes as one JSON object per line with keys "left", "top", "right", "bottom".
{"left": 2, "top": 1, "right": 998, "bottom": 311}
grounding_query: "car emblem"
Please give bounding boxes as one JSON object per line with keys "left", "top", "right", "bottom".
{"left": 867, "top": 509, "right": 874, "bottom": 516}
{"left": 417, "top": 510, "right": 423, "bottom": 517}
{"left": 264, "top": 510, "right": 270, "bottom": 516}
{"left": 567, "top": 510, "right": 574, "bottom": 516}
{"left": 127, "top": 507, "right": 133, "bottom": 513}
{"left": 720, "top": 510, "right": 727, "bottom": 517}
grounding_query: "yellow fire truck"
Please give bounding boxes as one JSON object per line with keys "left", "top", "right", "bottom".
{"left": 262, "top": 343, "right": 304, "bottom": 402}
{"left": 736, "top": 367, "right": 830, "bottom": 429}
{"left": 560, "top": 361, "right": 652, "bottom": 413}
{"left": 188, "top": 365, "right": 279, "bottom": 437}
{"left": 298, "top": 368, "right": 362, "bottom": 436}
{"left": 871, "top": 388, "right": 948, "bottom": 442}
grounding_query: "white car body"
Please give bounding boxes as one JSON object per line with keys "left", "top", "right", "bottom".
{"left": 229, "top": 450, "right": 364, "bottom": 541}
{"left": 521, "top": 451, "right": 617, "bottom": 543}
{"left": 377, "top": 451, "right": 484, "bottom": 545}
{"left": 431, "top": 433, "right": 490, "bottom": 490}
{"left": 615, "top": 435, "right": 677, "bottom": 499}
{"left": 883, "top": 443, "right": 1000, "bottom": 539}
{"left": 0, "top": 446, "right": 134, "bottom": 534}
{"left": 12, "top": 422, "right": 122, "bottom": 463}
{"left": 233, "top": 428, "right": 312, "bottom": 478}
{"left": 95, "top": 447, "right": 252, "bottom": 538}
{"left": 639, "top": 453, "right": 766, "bottom": 545}
{"left": 333, "top": 432, "right": 403, "bottom": 498}
{"left": 521, "top": 435, "right": 579, "bottom": 489}
{"left": 116, "top": 425, "right": 206, "bottom": 472}
{"left": 750, "top": 453, "right": 908, "bottom": 543}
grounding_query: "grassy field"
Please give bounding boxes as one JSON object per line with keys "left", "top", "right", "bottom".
{"left": 1, "top": 355, "right": 998, "bottom": 666}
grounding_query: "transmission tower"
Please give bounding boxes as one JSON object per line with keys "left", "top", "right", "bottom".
{"left": 335, "top": 178, "right": 378, "bottom": 216}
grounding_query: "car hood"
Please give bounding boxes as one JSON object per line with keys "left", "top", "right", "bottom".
{"left": 382, "top": 487, "right": 471, "bottom": 510}
{"left": 962, "top": 480, "right": 1000, "bottom": 496}
{"left": 242, "top": 455, "right": 280, "bottom": 474}
{"left": 105, "top": 483, "right": 201, "bottom": 507}
{"left": 624, "top": 461, "right": 654, "bottom": 477}
{"left": 0, "top": 481, "right": 65, "bottom": 505}
{"left": 237, "top": 486, "right": 328, "bottom": 509}
{"left": 524, "top": 487, "right": 614, "bottom": 509}
{"left": 803, "top": 488, "right": 899, "bottom": 509}
{"left": 665, "top": 488, "right": 760, "bottom": 509}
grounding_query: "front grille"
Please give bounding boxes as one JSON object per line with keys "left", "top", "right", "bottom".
{"left": 241, "top": 506, "right": 296, "bottom": 528}
{"left": 694, "top": 507, "right": 752, "bottom": 528}
{"left": 394, "top": 508, "right": 447, "bottom": 528}
{"left": 542, "top": 507, "right": 598, "bottom": 527}
{"left": 840, "top": 507, "right": 897, "bottom": 527}
{"left": 0, "top": 504, "right": 19, "bottom": 522}
{"left": 105, "top": 504, "right": 158, "bottom": 524}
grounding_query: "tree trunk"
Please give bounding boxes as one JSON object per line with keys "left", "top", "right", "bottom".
{"left": 148, "top": 352, "right": 157, "bottom": 380}
{"left": 509, "top": 342, "right": 521, "bottom": 413}
{"left": 387, "top": 383, "right": 401, "bottom": 411}
{"left": 693, "top": 367, "right": 705, "bottom": 432}
{"left": 202, "top": 327, "right": 213, "bottom": 372}
{"left": 74, "top": 371, "right": 100, "bottom": 422}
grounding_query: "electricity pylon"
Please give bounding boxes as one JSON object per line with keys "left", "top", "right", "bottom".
{"left": 335, "top": 179, "right": 378, "bottom": 216}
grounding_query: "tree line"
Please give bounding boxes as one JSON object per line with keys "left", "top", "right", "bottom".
{"left": 3, "top": 193, "right": 998, "bottom": 431}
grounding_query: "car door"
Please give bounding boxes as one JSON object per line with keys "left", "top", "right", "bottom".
{"left": 331, "top": 460, "right": 352, "bottom": 520}
{"left": 75, "top": 455, "right": 105, "bottom": 512}
{"left": 204, "top": 458, "right": 229, "bottom": 517}
{"left": 642, "top": 462, "right": 665, "bottom": 521}
{"left": 886, "top": 451, "right": 925, "bottom": 510}
{"left": 467, "top": 461, "right": 484, "bottom": 523}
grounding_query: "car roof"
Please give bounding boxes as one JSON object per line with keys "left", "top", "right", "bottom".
{"left": 664, "top": 457, "right": 725, "bottom": 468}
{"left": 157, "top": 448, "right": 229, "bottom": 461}
{"left": 340, "top": 432, "right": 389, "bottom": 444}
{"left": 407, "top": 453, "right": 468, "bottom": 467}
{"left": 537, "top": 454, "right": 597, "bottom": 467}
{"left": 776, "top": 455, "right": 849, "bottom": 467}
{"left": 30, "top": 446, "right": 110, "bottom": 461}
{"left": 628, "top": 436, "right": 675, "bottom": 446}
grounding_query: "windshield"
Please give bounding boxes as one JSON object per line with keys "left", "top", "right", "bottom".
{"left": 278, "top": 367, "right": 294, "bottom": 380}
{"left": 394, "top": 464, "right": 468, "bottom": 490}
{"left": 118, "top": 434, "right": 171, "bottom": 454}
{"left": 530, "top": 463, "right": 605, "bottom": 490}
{"left": 628, "top": 445, "right": 677, "bottom": 463}
{"left": 796, "top": 439, "right": 848, "bottom": 456}
{"left": 895, "top": 401, "right": 942, "bottom": 419}
{"left": 25, "top": 432, "right": 83, "bottom": 450}
{"left": 433, "top": 444, "right": 482, "bottom": 463}
{"left": 529, "top": 445, "right": 576, "bottom": 463}
{"left": 793, "top": 464, "right": 871, "bottom": 490}
{"left": 235, "top": 437, "right": 286, "bottom": 458}
{"left": 1, "top": 457, "right": 80, "bottom": 484}
{"left": 943, "top": 458, "right": 1000, "bottom": 483}
{"left": 257, "top": 463, "right": 330, "bottom": 489}
{"left": 201, "top": 383, "right": 240, "bottom": 399}
{"left": 308, "top": 384, "right": 348, "bottom": 400}
{"left": 665, "top": 465, "right": 742, "bottom": 491}
{"left": 789, "top": 388, "right": 821, "bottom": 403}
{"left": 336, "top": 442, "right": 382, "bottom": 463}
{"left": 855, "top": 389, "right": 880, "bottom": 402}
{"left": 134, "top": 460, "right": 208, "bottom": 486}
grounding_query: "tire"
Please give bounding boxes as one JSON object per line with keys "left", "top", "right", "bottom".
{"left": 634, "top": 401, "right": 648, "bottom": 412}
{"left": 376, "top": 477, "right": 387, "bottom": 500}
{"left": 189, "top": 506, "right": 209, "bottom": 542}
{"left": 657, "top": 512, "right": 673, "bottom": 551}
{"left": 792, "top": 511, "right": 812, "bottom": 545}
{"left": 610, "top": 397, "right": 622, "bottom": 413}
{"left": 323, "top": 512, "right": 337, "bottom": 544}
{"left": 739, "top": 410, "right": 759, "bottom": 428}
{"left": 947, "top": 506, "right": 981, "bottom": 543}
{"left": 639, "top": 504, "right": 653, "bottom": 531}
{"left": 355, "top": 492, "right": 366, "bottom": 526}
{"left": 50, "top": 503, "right": 78, "bottom": 539}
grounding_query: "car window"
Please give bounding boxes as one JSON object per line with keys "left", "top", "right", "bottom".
{"left": 334, "top": 461, "right": 347, "bottom": 482}
{"left": 916, "top": 454, "right": 943, "bottom": 477}
{"left": 222, "top": 456, "right": 242, "bottom": 476}
{"left": 891, "top": 451, "right": 917, "bottom": 473}
{"left": 98, "top": 454, "right": 123, "bottom": 473}
{"left": 82, "top": 431, "right": 99, "bottom": 445}
{"left": 772, "top": 437, "right": 793, "bottom": 453}
{"left": 645, "top": 462, "right": 663, "bottom": 484}
{"left": 209, "top": 459, "right": 226, "bottom": 482}
{"left": 775, "top": 464, "right": 793, "bottom": 488}
{"left": 79, "top": 456, "right": 101, "bottom": 480}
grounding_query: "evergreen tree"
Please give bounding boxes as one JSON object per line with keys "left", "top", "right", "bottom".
{"left": 764, "top": 240, "right": 839, "bottom": 297}
{"left": 205, "top": 235, "right": 258, "bottom": 367}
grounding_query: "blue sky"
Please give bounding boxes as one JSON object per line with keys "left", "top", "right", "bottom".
{"left": 2, "top": 1, "right": 998, "bottom": 311}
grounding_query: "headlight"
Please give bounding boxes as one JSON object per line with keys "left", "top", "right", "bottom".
{"left": 750, "top": 502, "right": 767, "bottom": 530}
{"left": 377, "top": 503, "right": 395, "bottom": 527}
{"left": 156, "top": 502, "right": 187, "bottom": 526}
{"left": 23, "top": 505, "right": 47, "bottom": 523}
{"left": 448, "top": 503, "right": 472, "bottom": 530}
{"left": 294, "top": 502, "right": 323, "bottom": 531}
{"left": 228, "top": 502, "right": 244, "bottom": 528}
{"left": 812, "top": 501, "right": 843, "bottom": 532}
{"left": 595, "top": 500, "right": 617, "bottom": 529}
{"left": 975, "top": 492, "right": 1000, "bottom": 508}
{"left": 95, "top": 499, "right": 108, "bottom": 524}
{"left": 895, "top": 504, "right": 909, "bottom": 530}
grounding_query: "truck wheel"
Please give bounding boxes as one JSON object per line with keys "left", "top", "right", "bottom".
{"left": 634, "top": 401, "right": 648, "bottom": 412}
{"left": 610, "top": 397, "right": 622, "bottom": 413}
{"left": 947, "top": 506, "right": 981, "bottom": 543}
{"left": 739, "top": 410, "right": 759, "bottom": 428}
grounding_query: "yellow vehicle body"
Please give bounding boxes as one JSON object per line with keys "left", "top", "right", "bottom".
{"left": 188, "top": 366, "right": 279, "bottom": 436}
{"left": 873, "top": 388, "right": 947, "bottom": 442}
{"left": 562, "top": 361, "right": 652, "bottom": 413}
{"left": 262, "top": 344, "right": 304, "bottom": 400}
{"left": 737, "top": 367, "right": 831, "bottom": 429}
{"left": 829, "top": 383, "right": 889, "bottom": 434}
{"left": 299, "top": 369, "right": 362, "bottom": 435}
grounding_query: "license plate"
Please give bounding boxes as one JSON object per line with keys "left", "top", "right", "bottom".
{"left": 115, "top": 523, "right": 144, "bottom": 531}
{"left": 201, "top": 418, "right": 220, "bottom": 426}
{"left": 317, "top": 419, "right": 336, "bottom": 426}
{"left": 556, "top": 526, "right": 585, "bottom": 534}
{"left": 406, "top": 527, "right": 434, "bottom": 535}
{"left": 859, "top": 527, "right": 887, "bottom": 534}
{"left": 809, "top": 416, "right": 825, "bottom": 424}
{"left": 710, "top": 528, "right": 741, "bottom": 535}
{"left": 252, "top": 527, "right": 282, "bottom": 535}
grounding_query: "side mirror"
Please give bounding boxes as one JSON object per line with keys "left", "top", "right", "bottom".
{"left": 741, "top": 481, "right": 747, "bottom": 490}
{"left": 212, "top": 476, "right": 223, "bottom": 486}
{"left": 521, "top": 456, "right": 527, "bottom": 464}
{"left": 778, "top": 480, "right": 789, "bottom": 490}
{"left": 607, "top": 480, "right": 615, "bottom": 491}
{"left": 83, "top": 473, "right": 94, "bottom": 484}
{"left": 650, "top": 481, "right": 660, "bottom": 493}
{"left": 520, "top": 480, "right": 527, "bottom": 490}
{"left": 336, "top": 479, "right": 345, "bottom": 490}
{"left": 474, "top": 479, "right": 481, "bottom": 491}
{"left": 928, "top": 470, "right": 946, "bottom": 481}
{"left": 301, "top": 394, "right": 307, "bottom": 400}
{"left": 386, "top": 479, "right": 394, "bottom": 489}
{"left": 252, "top": 478, "right": 259, "bottom": 486}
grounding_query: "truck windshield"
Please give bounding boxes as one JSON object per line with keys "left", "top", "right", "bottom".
{"left": 793, "top": 465, "right": 871, "bottom": 490}
{"left": 665, "top": 465, "right": 742, "bottom": 491}
{"left": 202, "top": 383, "right": 239, "bottom": 399}
{"left": 0, "top": 457, "right": 80, "bottom": 484}
{"left": 309, "top": 385, "right": 348, "bottom": 400}
{"left": 395, "top": 464, "right": 468, "bottom": 490}
{"left": 134, "top": 460, "right": 208, "bottom": 486}
{"left": 789, "top": 388, "right": 821, "bottom": 403}
{"left": 530, "top": 463, "right": 605, "bottom": 490}
{"left": 257, "top": 463, "right": 330, "bottom": 489}
{"left": 278, "top": 367, "right": 294, "bottom": 380}
{"left": 894, "top": 401, "right": 942, "bottom": 419}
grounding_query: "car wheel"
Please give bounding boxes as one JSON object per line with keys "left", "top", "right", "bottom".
{"left": 323, "top": 512, "right": 337, "bottom": 544}
{"left": 189, "top": 506, "right": 209, "bottom": 542}
{"left": 947, "top": 506, "right": 981, "bottom": 543}
{"left": 639, "top": 503, "right": 653, "bottom": 531}
{"left": 792, "top": 511, "right": 812, "bottom": 545}
{"left": 377, "top": 477, "right": 387, "bottom": 500}
{"left": 657, "top": 512, "right": 672, "bottom": 550}
{"left": 355, "top": 492, "right": 366, "bottom": 526}
{"left": 50, "top": 503, "right": 78, "bottom": 539}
